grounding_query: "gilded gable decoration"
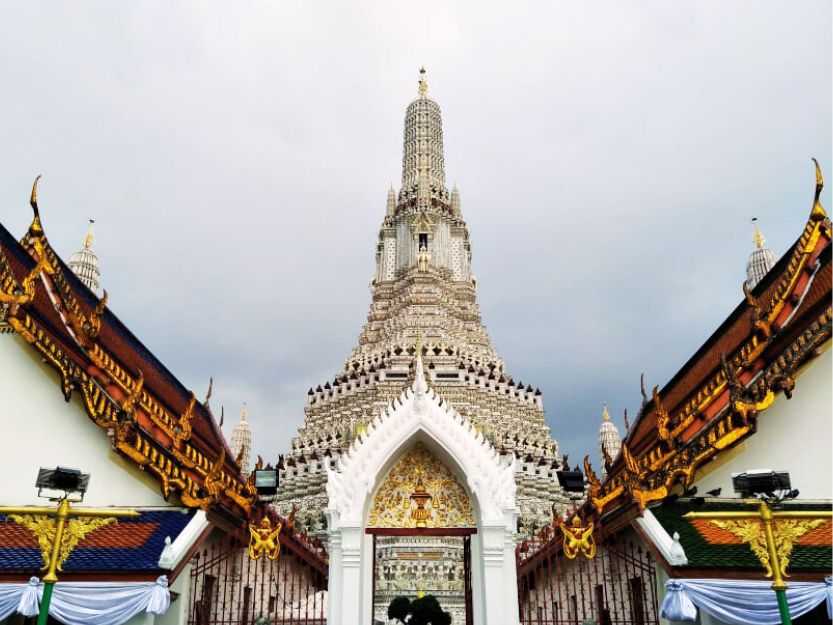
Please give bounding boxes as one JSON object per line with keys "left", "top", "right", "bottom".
{"left": 368, "top": 442, "right": 475, "bottom": 528}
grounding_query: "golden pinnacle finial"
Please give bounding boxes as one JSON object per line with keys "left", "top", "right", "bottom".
{"left": 28, "top": 175, "right": 44, "bottom": 237}
{"left": 241, "top": 402, "right": 248, "bottom": 422}
{"left": 83, "top": 219, "right": 95, "bottom": 249}
{"left": 751, "top": 217, "right": 765, "bottom": 249}
{"left": 602, "top": 403, "right": 611, "bottom": 422}
{"left": 418, "top": 66, "right": 428, "bottom": 97}
{"left": 30, "top": 175, "right": 41, "bottom": 215}
{"left": 813, "top": 157, "right": 823, "bottom": 194}
{"left": 811, "top": 158, "right": 827, "bottom": 221}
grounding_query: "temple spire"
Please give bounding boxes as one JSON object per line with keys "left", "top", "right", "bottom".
{"left": 451, "top": 184, "right": 461, "bottom": 216}
{"left": 230, "top": 403, "right": 252, "bottom": 476}
{"left": 386, "top": 185, "right": 396, "bottom": 217}
{"left": 68, "top": 219, "right": 101, "bottom": 294}
{"left": 598, "top": 403, "right": 621, "bottom": 478}
{"left": 401, "top": 67, "right": 446, "bottom": 193}
{"left": 745, "top": 217, "right": 775, "bottom": 289}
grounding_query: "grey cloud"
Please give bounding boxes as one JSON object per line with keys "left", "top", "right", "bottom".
{"left": 0, "top": 1, "right": 829, "bottom": 467}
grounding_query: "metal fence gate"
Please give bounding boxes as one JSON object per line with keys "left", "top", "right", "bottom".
{"left": 517, "top": 537, "right": 659, "bottom": 625}
{"left": 189, "top": 530, "right": 328, "bottom": 625}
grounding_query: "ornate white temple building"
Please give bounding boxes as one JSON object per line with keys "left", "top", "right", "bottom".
{"left": 276, "top": 69, "right": 571, "bottom": 624}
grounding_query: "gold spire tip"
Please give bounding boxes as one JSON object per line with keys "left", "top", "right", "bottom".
{"left": 241, "top": 402, "right": 248, "bottom": 421}
{"left": 751, "top": 217, "right": 765, "bottom": 249}
{"left": 602, "top": 403, "right": 611, "bottom": 422}
{"left": 83, "top": 219, "right": 95, "bottom": 249}
{"left": 418, "top": 66, "right": 428, "bottom": 97}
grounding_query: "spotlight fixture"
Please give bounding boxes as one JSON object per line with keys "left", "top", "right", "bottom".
{"left": 731, "top": 469, "right": 793, "bottom": 502}
{"left": 35, "top": 467, "right": 90, "bottom": 500}
{"left": 253, "top": 468, "right": 279, "bottom": 499}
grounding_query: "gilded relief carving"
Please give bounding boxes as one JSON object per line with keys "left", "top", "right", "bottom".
{"left": 368, "top": 442, "right": 475, "bottom": 528}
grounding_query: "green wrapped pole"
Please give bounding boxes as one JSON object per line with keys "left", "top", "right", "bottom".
{"left": 37, "top": 582, "right": 54, "bottom": 625}
{"left": 774, "top": 588, "right": 792, "bottom": 625}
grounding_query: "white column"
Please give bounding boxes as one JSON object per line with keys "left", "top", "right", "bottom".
{"left": 326, "top": 513, "right": 344, "bottom": 625}
{"left": 479, "top": 525, "right": 520, "bottom": 625}
{"left": 339, "top": 526, "right": 364, "bottom": 625}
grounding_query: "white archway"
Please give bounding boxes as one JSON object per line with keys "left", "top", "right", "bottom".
{"left": 325, "top": 357, "right": 520, "bottom": 625}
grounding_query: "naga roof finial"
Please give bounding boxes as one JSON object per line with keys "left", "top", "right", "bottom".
{"left": 418, "top": 66, "right": 428, "bottom": 97}
{"left": 30, "top": 175, "right": 41, "bottom": 215}
{"left": 811, "top": 158, "right": 827, "bottom": 220}
{"left": 28, "top": 175, "right": 44, "bottom": 237}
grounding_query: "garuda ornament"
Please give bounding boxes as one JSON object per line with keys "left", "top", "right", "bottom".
{"left": 560, "top": 516, "right": 596, "bottom": 560}
{"left": 248, "top": 517, "right": 282, "bottom": 561}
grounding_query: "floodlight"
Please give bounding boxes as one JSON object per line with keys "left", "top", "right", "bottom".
{"left": 35, "top": 467, "right": 90, "bottom": 499}
{"left": 254, "top": 469, "right": 279, "bottom": 497}
{"left": 731, "top": 469, "right": 791, "bottom": 499}
{"left": 556, "top": 470, "right": 585, "bottom": 493}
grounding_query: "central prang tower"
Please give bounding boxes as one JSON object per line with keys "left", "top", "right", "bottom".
{"left": 277, "top": 66, "right": 569, "bottom": 541}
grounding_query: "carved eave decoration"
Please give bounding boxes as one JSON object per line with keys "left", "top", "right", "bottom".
{"left": 1, "top": 180, "right": 256, "bottom": 518}
{"left": 409, "top": 211, "right": 437, "bottom": 237}
{"left": 586, "top": 163, "right": 832, "bottom": 521}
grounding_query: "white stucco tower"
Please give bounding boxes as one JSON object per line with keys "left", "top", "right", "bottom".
{"left": 746, "top": 219, "right": 776, "bottom": 289}
{"left": 278, "top": 68, "right": 569, "bottom": 533}
{"left": 230, "top": 405, "right": 252, "bottom": 476}
{"left": 68, "top": 220, "right": 100, "bottom": 294}
{"left": 598, "top": 404, "right": 621, "bottom": 478}
{"left": 277, "top": 70, "right": 570, "bottom": 625}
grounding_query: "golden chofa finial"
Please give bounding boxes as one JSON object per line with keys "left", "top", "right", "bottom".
{"left": 28, "top": 175, "right": 44, "bottom": 237}
{"left": 751, "top": 217, "right": 766, "bottom": 249}
{"left": 30, "top": 175, "right": 41, "bottom": 214}
{"left": 811, "top": 158, "right": 827, "bottom": 221}
{"left": 83, "top": 219, "right": 95, "bottom": 249}
{"left": 418, "top": 66, "right": 428, "bottom": 97}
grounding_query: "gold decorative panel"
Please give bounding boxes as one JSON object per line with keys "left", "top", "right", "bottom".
{"left": 368, "top": 443, "right": 475, "bottom": 528}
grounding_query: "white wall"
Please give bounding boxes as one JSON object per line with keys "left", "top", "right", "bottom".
{"left": 695, "top": 348, "right": 832, "bottom": 500}
{"left": 0, "top": 333, "right": 170, "bottom": 507}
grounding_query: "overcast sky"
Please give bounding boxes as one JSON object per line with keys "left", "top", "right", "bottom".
{"left": 1, "top": 2, "right": 830, "bottom": 468}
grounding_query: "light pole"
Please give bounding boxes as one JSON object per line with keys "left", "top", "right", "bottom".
{"left": 0, "top": 467, "right": 138, "bottom": 625}
{"left": 683, "top": 470, "right": 831, "bottom": 625}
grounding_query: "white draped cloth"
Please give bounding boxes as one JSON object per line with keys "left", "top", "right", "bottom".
{"left": 0, "top": 577, "right": 40, "bottom": 620}
{"left": 0, "top": 576, "right": 170, "bottom": 625}
{"left": 661, "top": 578, "right": 832, "bottom": 625}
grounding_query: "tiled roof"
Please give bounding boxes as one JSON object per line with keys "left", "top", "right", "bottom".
{"left": 0, "top": 218, "right": 254, "bottom": 518}
{"left": 0, "top": 509, "right": 194, "bottom": 572}
{"left": 651, "top": 501, "right": 832, "bottom": 572}
{"left": 0, "top": 223, "right": 231, "bottom": 458}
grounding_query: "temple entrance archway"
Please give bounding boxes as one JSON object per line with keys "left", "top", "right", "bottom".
{"left": 366, "top": 442, "right": 476, "bottom": 625}
{"left": 325, "top": 358, "right": 520, "bottom": 625}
